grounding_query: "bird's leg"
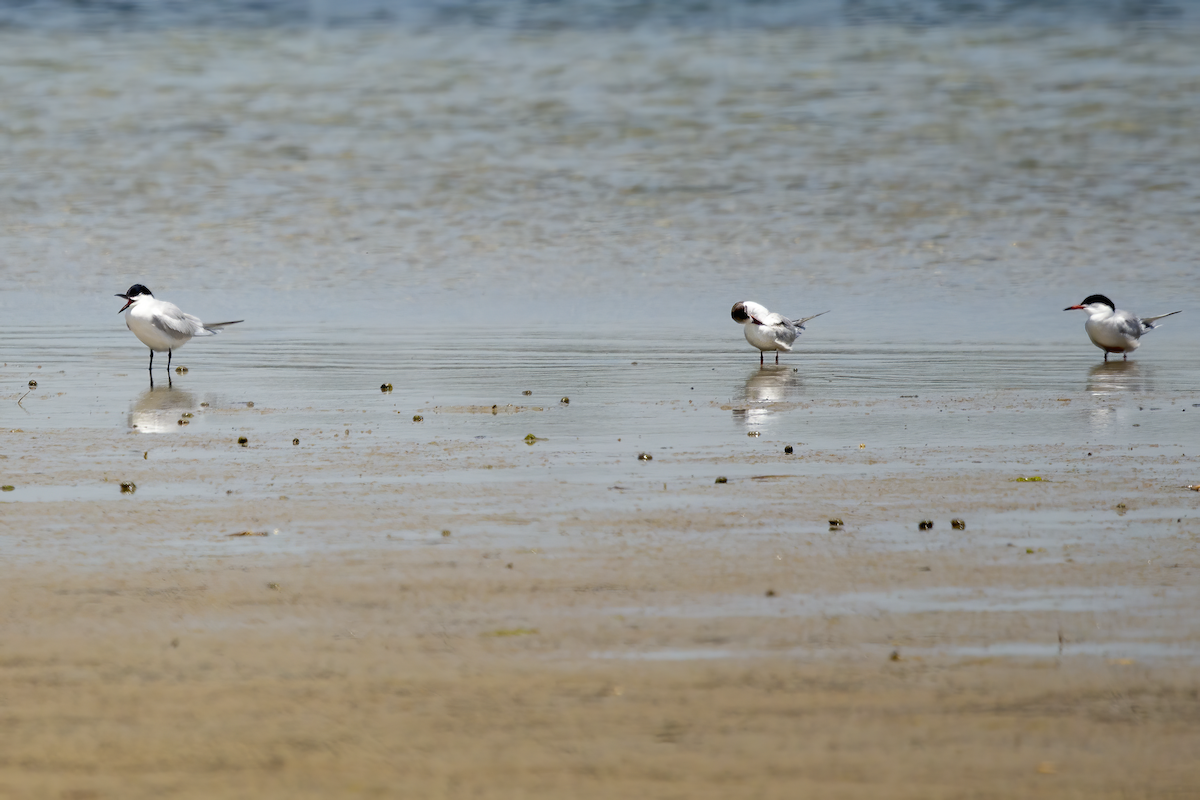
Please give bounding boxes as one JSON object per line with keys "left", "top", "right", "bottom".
{"left": 149, "top": 350, "right": 154, "bottom": 372}
{"left": 775, "top": 351, "right": 779, "bottom": 364}
{"left": 1104, "top": 352, "right": 1108, "bottom": 362}
{"left": 1123, "top": 353, "right": 1127, "bottom": 361}
{"left": 167, "top": 349, "right": 172, "bottom": 372}
{"left": 760, "top": 351, "right": 764, "bottom": 366}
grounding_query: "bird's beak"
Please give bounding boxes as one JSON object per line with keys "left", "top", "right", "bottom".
{"left": 116, "top": 293, "right": 133, "bottom": 313}
{"left": 749, "top": 316, "right": 764, "bottom": 325}
{"left": 1063, "top": 305, "right": 1084, "bottom": 311}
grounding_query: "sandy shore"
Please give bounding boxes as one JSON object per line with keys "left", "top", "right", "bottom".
{"left": 2, "top": 547, "right": 1199, "bottom": 798}
{"left": 2, "top": 393, "right": 1199, "bottom": 797}
{"left": 4, "top": 546, "right": 1200, "bottom": 799}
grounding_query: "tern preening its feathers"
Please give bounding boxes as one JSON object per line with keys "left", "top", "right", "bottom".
{"left": 116, "top": 284, "right": 243, "bottom": 374}
{"left": 1063, "top": 294, "right": 1180, "bottom": 361}
{"left": 731, "top": 301, "right": 827, "bottom": 365}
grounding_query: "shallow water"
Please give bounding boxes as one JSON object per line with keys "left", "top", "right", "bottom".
{"left": 4, "top": 320, "right": 1199, "bottom": 439}
{"left": 613, "top": 584, "right": 1197, "bottom": 618}
{"left": 4, "top": 323, "right": 1198, "bottom": 569}
{"left": 592, "top": 641, "right": 1200, "bottom": 662}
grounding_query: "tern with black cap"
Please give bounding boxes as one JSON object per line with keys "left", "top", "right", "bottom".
{"left": 731, "top": 301, "right": 827, "bottom": 365}
{"left": 1063, "top": 294, "right": 1180, "bottom": 361}
{"left": 115, "top": 284, "right": 243, "bottom": 375}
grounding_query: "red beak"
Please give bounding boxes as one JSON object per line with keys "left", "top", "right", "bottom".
{"left": 1063, "top": 305, "right": 1084, "bottom": 311}
{"left": 116, "top": 294, "right": 133, "bottom": 313}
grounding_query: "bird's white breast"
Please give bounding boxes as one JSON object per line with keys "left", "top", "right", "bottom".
{"left": 126, "top": 305, "right": 192, "bottom": 352}
{"left": 744, "top": 321, "right": 784, "bottom": 352}
{"left": 1084, "top": 316, "right": 1139, "bottom": 351}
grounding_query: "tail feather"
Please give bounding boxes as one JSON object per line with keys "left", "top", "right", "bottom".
{"left": 1142, "top": 310, "right": 1181, "bottom": 328}
{"left": 792, "top": 310, "right": 829, "bottom": 328}
{"left": 203, "top": 320, "right": 244, "bottom": 330}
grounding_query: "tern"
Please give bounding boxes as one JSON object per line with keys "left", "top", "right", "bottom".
{"left": 731, "top": 301, "right": 827, "bottom": 365}
{"left": 116, "top": 284, "right": 243, "bottom": 374}
{"left": 1063, "top": 294, "right": 1180, "bottom": 361}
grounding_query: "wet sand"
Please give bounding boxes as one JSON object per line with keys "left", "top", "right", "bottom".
{"left": 2, "top": 550, "right": 1199, "bottom": 799}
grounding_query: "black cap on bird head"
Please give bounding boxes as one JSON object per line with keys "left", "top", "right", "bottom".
{"left": 731, "top": 302, "right": 751, "bottom": 323}
{"left": 1064, "top": 293, "right": 1115, "bottom": 312}
{"left": 116, "top": 284, "right": 153, "bottom": 313}
{"left": 1080, "top": 294, "right": 1115, "bottom": 309}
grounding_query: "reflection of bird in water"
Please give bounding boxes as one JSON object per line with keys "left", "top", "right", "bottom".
{"left": 732, "top": 365, "right": 802, "bottom": 428}
{"left": 1086, "top": 360, "right": 1152, "bottom": 394}
{"left": 1064, "top": 294, "right": 1180, "bottom": 361}
{"left": 740, "top": 364, "right": 802, "bottom": 404}
{"left": 128, "top": 386, "right": 199, "bottom": 433}
{"left": 731, "top": 301, "right": 827, "bottom": 365}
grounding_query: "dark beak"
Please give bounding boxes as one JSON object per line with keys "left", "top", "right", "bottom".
{"left": 749, "top": 316, "right": 764, "bottom": 325}
{"left": 116, "top": 293, "right": 133, "bottom": 313}
{"left": 1063, "top": 305, "right": 1084, "bottom": 311}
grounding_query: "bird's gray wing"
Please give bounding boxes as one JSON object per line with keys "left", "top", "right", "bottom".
{"left": 771, "top": 318, "right": 798, "bottom": 350}
{"left": 1115, "top": 315, "right": 1145, "bottom": 339}
{"left": 151, "top": 306, "right": 203, "bottom": 340}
